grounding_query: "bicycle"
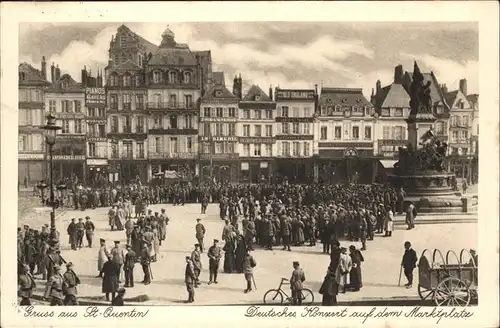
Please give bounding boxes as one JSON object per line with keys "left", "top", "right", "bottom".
{"left": 263, "top": 278, "right": 314, "bottom": 305}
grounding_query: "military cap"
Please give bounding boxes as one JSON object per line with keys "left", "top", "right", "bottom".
{"left": 293, "top": 261, "right": 300, "bottom": 266}
{"left": 24, "top": 224, "right": 30, "bottom": 228}
{"left": 213, "top": 239, "right": 219, "bottom": 242}
{"left": 44, "top": 224, "right": 49, "bottom": 227}
{"left": 349, "top": 245, "right": 356, "bottom": 250}
{"left": 114, "top": 241, "right": 120, "bottom": 244}
{"left": 194, "top": 243, "right": 200, "bottom": 247}
{"left": 78, "top": 218, "right": 83, "bottom": 221}
{"left": 185, "top": 256, "right": 191, "bottom": 260}
{"left": 100, "top": 238, "right": 106, "bottom": 242}
{"left": 196, "top": 218, "right": 201, "bottom": 221}
{"left": 85, "top": 216, "right": 90, "bottom": 220}
{"left": 66, "top": 262, "right": 74, "bottom": 268}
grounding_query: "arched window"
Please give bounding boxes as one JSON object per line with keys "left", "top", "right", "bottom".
{"left": 184, "top": 71, "right": 192, "bottom": 84}
{"left": 134, "top": 75, "right": 142, "bottom": 87}
{"left": 169, "top": 71, "right": 177, "bottom": 84}
{"left": 153, "top": 71, "right": 161, "bottom": 84}
{"left": 123, "top": 74, "right": 131, "bottom": 87}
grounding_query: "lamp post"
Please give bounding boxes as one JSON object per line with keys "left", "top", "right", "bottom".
{"left": 41, "top": 113, "right": 61, "bottom": 247}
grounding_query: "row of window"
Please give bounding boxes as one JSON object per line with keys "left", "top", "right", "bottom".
{"left": 151, "top": 114, "right": 195, "bottom": 130}
{"left": 48, "top": 100, "right": 82, "bottom": 113}
{"left": 152, "top": 137, "right": 194, "bottom": 154}
{"left": 450, "top": 131, "right": 469, "bottom": 142}
{"left": 240, "top": 109, "right": 273, "bottom": 120}
{"left": 280, "top": 142, "right": 311, "bottom": 157}
{"left": 200, "top": 142, "right": 235, "bottom": 155}
{"left": 108, "top": 74, "right": 143, "bottom": 88}
{"left": 18, "top": 134, "right": 44, "bottom": 152}
{"left": 109, "top": 141, "right": 145, "bottom": 159}
{"left": 202, "top": 107, "right": 237, "bottom": 118}
{"left": 320, "top": 105, "right": 371, "bottom": 116}
{"left": 19, "top": 89, "right": 43, "bottom": 102}
{"left": 201, "top": 123, "right": 236, "bottom": 137}
{"left": 151, "top": 71, "right": 193, "bottom": 85}
{"left": 380, "top": 107, "right": 404, "bottom": 117}
{"left": 241, "top": 144, "right": 274, "bottom": 157}
{"left": 450, "top": 115, "right": 472, "bottom": 127}
{"left": 382, "top": 126, "right": 405, "bottom": 140}
{"left": 242, "top": 124, "right": 273, "bottom": 137}
{"left": 281, "top": 123, "right": 311, "bottom": 135}
{"left": 150, "top": 94, "right": 194, "bottom": 109}
{"left": 279, "top": 106, "right": 314, "bottom": 118}
{"left": 109, "top": 94, "right": 145, "bottom": 110}
{"left": 320, "top": 126, "right": 372, "bottom": 140}
{"left": 110, "top": 116, "right": 147, "bottom": 134}
{"left": 18, "top": 109, "right": 44, "bottom": 126}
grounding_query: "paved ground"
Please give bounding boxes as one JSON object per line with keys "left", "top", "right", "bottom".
{"left": 19, "top": 195, "right": 478, "bottom": 305}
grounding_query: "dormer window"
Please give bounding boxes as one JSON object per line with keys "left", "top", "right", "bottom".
{"left": 135, "top": 75, "right": 142, "bottom": 87}
{"left": 335, "top": 105, "right": 342, "bottom": 112}
{"left": 356, "top": 98, "right": 363, "bottom": 104}
{"left": 341, "top": 98, "right": 347, "bottom": 104}
{"left": 215, "top": 90, "right": 223, "bottom": 97}
{"left": 61, "top": 81, "right": 68, "bottom": 89}
{"left": 326, "top": 98, "right": 332, "bottom": 104}
{"left": 184, "top": 71, "right": 192, "bottom": 84}
{"left": 123, "top": 74, "right": 131, "bottom": 87}
{"left": 19, "top": 72, "right": 26, "bottom": 81}
{"left": 255, "top": 94, "right": 260, "bottom": 101}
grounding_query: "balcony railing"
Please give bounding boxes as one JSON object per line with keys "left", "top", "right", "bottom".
{"left": 147, "top": 102, "right": 196, "bottom": 110}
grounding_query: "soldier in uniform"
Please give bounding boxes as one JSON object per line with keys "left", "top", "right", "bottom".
{"left": 44, "top": 265, "right": 65, "bottom": 306}
{"left": 184, "top": 256, "right": 196, "bottom": 303}
{"left": 108, "top": 205, "right": 117, "bottom": 231}
{"left": 195, "top": 218, "right": 206, "bottom": 253}
{"left": 124, "top": 244, "right": 136, "bottom": 288}
{"left": 84, "top": 216, "right": 95, "bottom": 248}
{"left": 111, "top": 241, "right": 124, "bottom": 283}
{"left": 76, "top": 218, "right": 85, "bottom": 248}
{"left": 45, "top": 247, "right": 64, "bottom": 282}
{"left": 62, "top": 262, "right": 80, "bottom": 305}
{"left": 140, "top": 241, "right": 152, "bottom": 285}
{"left": 290, "top": 261, "right": 306, "bottom": 305}
{"left": 281, "top": 216, "right": 292, "bottom": 252}
{"left": 207, "top": 239, "right": 222, "bottom": 285}
{"left": 242, "top": 249, "right": 256, "bottom": 293}
{"left": 97, "top": 238, "right": 110, "bottom": 278}
{"left": 100, "top": 255, "right": 120, "bottom": 301}
{"left": 67, "top": 218, "right": 78, "bottom": 250}
{"left": 201, "top": 193, "right": 209, "bottom": 214}
{"left": 359, "top": 214, "right": 367, "bottom": 251}
{"left": 18, "top": 264, "right": 36, "bottom": 305}
{"left": 124, "top": 217, "right": 134, "bottom": 246}
{"left": 191, "top": 244, "right": 202, "bottom": 287}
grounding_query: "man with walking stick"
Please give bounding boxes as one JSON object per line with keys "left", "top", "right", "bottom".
{"left": 242, "top": 248, "right": 256, "bottom": 293}
{"left": 400, "top": 241, "right": 417, "bottom": 288}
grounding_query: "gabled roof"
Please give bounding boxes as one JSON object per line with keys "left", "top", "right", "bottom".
{"left": 319, "top": 88, "right": 372, "bottom": 107}
{"left": 242, "top": 85, "right": 272, "bottom": 102}
{"left": 466, "top": 94, "right": 479, "bottom": 106}
{"left": 443, "top": 90, "right": 459, "bottom": 109}
{"left": 47, "top": 74, "right": 83, "bottom": 92}
{"left": 378, "top": 83, "right": 410, "bottom": 108}
{"left": 18, "top": 62, "right": 51, "bottom": 85}
{"left": 201, "top": 84, "right": 238, "bottom": 101}
{"left": 212, "top": 72, "right": 225, "bottom": 86}
{"left": 118, "top": 24, "right": 158, "bottom": 55}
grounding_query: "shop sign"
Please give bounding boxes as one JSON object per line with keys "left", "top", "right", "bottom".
{"left": 276, "top": 134, "right": 314, "bottom": 141}
{"left": 86, "top": 159, "right": 108, "bottom": 166}
{"left": 238, "top": 137, "right": 275, "bottom": 144}
{"left": 202, "top": 117, "right": 237, "bottom": 122}
{"left": 199, "top": 136, "right": 238, "bottom": 142}
{"left": 200, "top": 153, "right": 238, "bottom": 160}
{"left": 53, "top": 155, "right": 85, "bottom": 160}
{"left": 260, "top": 162, "right": 268, "bottom": 168}
{"left": 275, "top": 117, "right": 314, "bottom": 123}
{"left": 18, "top": 153, "right": 44, "bottom": 160}
{"left": 378, "top": 139, "right": 408, "bottom": 146}
{"left": 87, "top": 137, "right": 107, "bottom": 143}
{"left": 54, "top": 112, "right": 85, "bottom": 119}
{"left": 85, "top": 87, "right": 106, "bottom": 107}
{"left": 150, "top": 153, "right": 196, "bottom": 160}
{"left": 319, "top": 142, "right": 373, "bottom": 148}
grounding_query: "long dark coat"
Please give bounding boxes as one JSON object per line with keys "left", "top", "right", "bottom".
{"left": 223, "top": 242, "right": 235, "bottom": 273}
{"left": 349, "top": 250, "right": 364, "bottom": 290}
{"left": 100, "top": 260, "right": 120, "bottom": 293}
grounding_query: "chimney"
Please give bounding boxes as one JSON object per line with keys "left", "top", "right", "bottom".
{"left": 232, "top": 75, "right": 238, "bottom": 96}
{"left": 314, "top": 84, "right": 318, "bottom": 96}
{"left": 97, "top": 69, "right": 103, "bottom": 87}
{"left": 394, "top": 64, "right": 404, "bottom": 84}
{"left": 55, "top": 64, "right": 61, "bottom": 81}
{"left": 269, "top": 85, "right": 273, "bottom": 101}
{"left": 238, "top": 74, "right": 243, "bottom": 99}
{"left": 275, "top": 86, "right": 279, "bottom": 101}
{"left": 41, "top": 56, "right": 47, "bottom": 81}
{"left": 81, "top": 66, "right": 87, "bottom": 87}
{"left": 376, "top": 80, "right": 381, "bottom": 94}
{"left": 51, "top": 63, "right": 55, "bottom": 84}
{"left": 459, "top": 78, "right": 467, "bottom": 96}
{"left": 441, "top": 84, "right": 448, "bottom": 94}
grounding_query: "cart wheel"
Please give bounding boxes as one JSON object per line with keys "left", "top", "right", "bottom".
{"left": 417, "top": 284, "right": 435, "bottom": 301}
{"left": 300, "top": 288, "right": 315, "bottom": 305}
{"left": 433, "top": 277, "right": 471, "bottom": 307}
{"left": 263, "top": 289, "right": 284, "bottom": 304}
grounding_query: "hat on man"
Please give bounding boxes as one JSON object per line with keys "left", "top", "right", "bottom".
{"left": 44, "top": 223, "right": 49, "bottom": 227}
{"left": 125, "top": 244, "right": 132, "bottom": 248}
{"left": 213, "top": 239, "right": 219, "bottom": 243}
{"left": 293, "top": 261, "right": 300, "bottom": 266}
{"left": 71, "top": 218, "right": 75, "bottom": 221}
{"left": 196, "top": 218, "right": 201, "bottom": 221}
{"left": 194, "top": 243, "right": 200, "bottom": 247}
{"left": 78, "top": 218, "right": 83, "bottom": 221}
{"left": 114, "top": 241, "right": 120, "bottom": 244}
{"left": 85, "top": 216, "right": 90, "bottom": 220}
{"left": 100, "top": 238, "right": 106, "bottom": 242}
{"left": 66, "top": 262, "right": 74, "bottom": 268}
{"left": 24, "top": 224, "right": 30, "bottom": 228}
{"left": 349, "top": 245, "right": 356, "bottom": 250}
{"left": 185, "top": 256, "right": 191, "bottom": 260}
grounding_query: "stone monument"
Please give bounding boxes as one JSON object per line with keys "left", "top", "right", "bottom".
{"left": 388, "top": 62, "right": 472, "bottom": 213}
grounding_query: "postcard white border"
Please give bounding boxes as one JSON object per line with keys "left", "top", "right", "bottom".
{"left": 1, "top": 2, "right": 499, "bottom": 328}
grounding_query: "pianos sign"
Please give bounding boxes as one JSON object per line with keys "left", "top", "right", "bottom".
{"left": 85, "top": 87, "right": 106, "bottom": 107}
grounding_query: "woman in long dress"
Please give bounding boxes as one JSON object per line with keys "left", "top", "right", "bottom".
{"left": 223, "top": 238, "right": 235, "bottom": 273}
{"left": 348, "top": 245, "right": 364, "bottom": 291}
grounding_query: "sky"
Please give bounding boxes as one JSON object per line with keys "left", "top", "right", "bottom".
{"left": 19, "top": 22, "right": 479, "bottom": 98}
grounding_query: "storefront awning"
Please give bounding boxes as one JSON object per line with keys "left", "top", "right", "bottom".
{"left": 380, "top": 159, "right": 397, "bottom": 168}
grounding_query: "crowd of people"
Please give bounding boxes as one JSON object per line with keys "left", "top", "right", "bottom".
{"left": 20, "top": 177, "right": 423, "bottom": 306}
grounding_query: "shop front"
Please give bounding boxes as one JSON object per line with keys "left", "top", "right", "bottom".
{"left": 52, "top": 155, "right": 86, "bottom": 182}
{"left": 274, "top": 157, "right": 314, "bottom": 184}
{"left": 239, "top": 158, "right": 273, "bottom": 183}
{"left": 199, "top": 153, "right": 239, "bottom": 183}
{"left": 86, "top": 158, "right": 109, "bottom": 187}
{"left": 109, "top": 160, "right": 148, "bottom": 185}
{"left": 316, "top": 146, "right": 378, "bottom": 184}
{"left": 149, "top": 153, "right": 198, "bottom": 181}
{"left": 446, "top": 155, "right": 477, "bottom": 183}
{"left": 18, "top": 153, "right": 45, "bottom": 185}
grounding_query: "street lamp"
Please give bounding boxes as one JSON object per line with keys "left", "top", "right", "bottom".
{"left": 40, "top": 113, "right": 61, "bottom": 247}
